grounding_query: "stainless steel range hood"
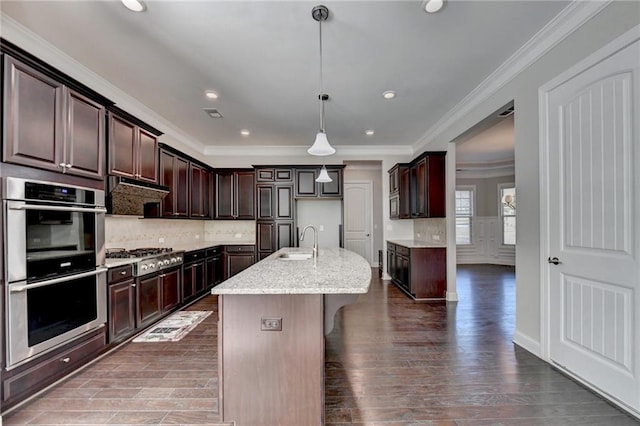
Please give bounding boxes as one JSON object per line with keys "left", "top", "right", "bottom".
{"left": 107, "top": 176, "right": 169, "bottom": 216}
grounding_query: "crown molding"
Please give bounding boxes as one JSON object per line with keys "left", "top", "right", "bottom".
{"left": 204, "top": 144, "right": 413, "bottom": 157}
{"left": 0, "top": 13, "right": 205, "bottom": 155}
{"left": 412, "top": 0, "right": 612, "bottom": 153}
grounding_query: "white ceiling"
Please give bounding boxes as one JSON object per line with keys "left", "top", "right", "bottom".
{"left": 0, "top": 1, "right": 569, "bottom": 154}
{"left": 455, "top": 113, "right": 514, "bottom": 166}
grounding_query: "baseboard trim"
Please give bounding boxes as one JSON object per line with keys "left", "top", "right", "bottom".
{"left": 446, "top": 291, "right": 458, "bottom": 302}
{"left": 512, "top": 330, "right": 542, "bottom": 358}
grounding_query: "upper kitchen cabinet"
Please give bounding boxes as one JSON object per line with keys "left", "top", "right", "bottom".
{"left": 388, "top": 152, "right": 445, "bottom": 219}
{"left": 410, "top": 152, "right": 446, "bottom": 218}
{"left": 1, "top": 46, "right": 112, "bottom": 180}
{"left": 215, "top": 169, "right": 255, "bottom": 220}
{"left": 294, "top": 165, "right": 344, "bottom": 198}
{"left": 107, "top": 106, "right": 162, "bottom": 184}
{"left": 388, "top": 163, "right": 410, "bottom": 219}
{"left": 190, "top": 163, "right": 211, "bottom": 219}
{"left": 159, "top": 146, "right": 189, "bottom": 218}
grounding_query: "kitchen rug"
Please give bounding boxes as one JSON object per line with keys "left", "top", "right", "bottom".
{"left": 132, "top": 310, "right": 212, "bottom": 343}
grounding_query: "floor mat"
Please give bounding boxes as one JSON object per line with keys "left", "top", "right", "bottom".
{"left": 132, "top": 310, "right": 212, "bottom": 342}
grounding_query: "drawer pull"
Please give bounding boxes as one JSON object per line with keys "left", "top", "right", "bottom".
{"left": 60, "top": 357, "right": 71, "bottom": 363}
{"left": 120, "top": 271, "right": 127, "bottom": 275}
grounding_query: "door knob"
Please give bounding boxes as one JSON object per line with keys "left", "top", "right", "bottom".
{"left": 547, "top": 257, "right": 560, "bottom": 265}
{"left": 366, "top": 233, "right": 370, "bottom": 237}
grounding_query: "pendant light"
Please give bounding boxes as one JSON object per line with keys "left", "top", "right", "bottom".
{"left": 308, "top": 5, "right": 336, "bottom": 157}
{"left": 316, "top": 165, "right": 332, "bottom": 183}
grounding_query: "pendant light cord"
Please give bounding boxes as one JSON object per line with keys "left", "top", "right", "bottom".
{"left": 319, "top": 16, "right": 325, "bottom": 133}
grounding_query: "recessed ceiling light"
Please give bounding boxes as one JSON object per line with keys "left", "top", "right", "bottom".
{"left": 365, "top": 130, "right": 375, "bottom": 136}
{"left": 423, "top": 0, "right": 445, "bottom": 13}
{"left": 121, "top": 0, "right": 146, "bottom": 12}
{"left": 205, "top": 90, "right": 219, "bottom": 100}
{"left": 382, "top": 90, "right": 396, "bottom": 100}
{"left": 240, "top": 129, "right": 251, "bottom": 136}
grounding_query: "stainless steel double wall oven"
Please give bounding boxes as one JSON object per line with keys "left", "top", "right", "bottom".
{"left": 3, "top": 177, "right": 107, "bottom": 368}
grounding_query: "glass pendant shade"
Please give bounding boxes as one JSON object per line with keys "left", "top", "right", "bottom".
{"left": 308, "top": 131, "right": 336, "bottom": 156}
{"left": 316, "top": 165, "right": 333, "bottom": 183}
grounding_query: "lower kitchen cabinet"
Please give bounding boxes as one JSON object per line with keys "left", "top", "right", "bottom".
{"left": 206, "top": 246, "right": 224, "bottom": 289}
{"left": 224, "top": 245, "right": 256, "bottom": 279}
{"left": 161, "top": 268, "right": 182, "bottom": 312}
{"left": 387, "top": 242, "right": 446, "bottom": 299}
{"left": 137, "top": 274, "right": 163, "bottom": 328}
{"left": 183, "top": 249, "right": 206, "bottom": 304}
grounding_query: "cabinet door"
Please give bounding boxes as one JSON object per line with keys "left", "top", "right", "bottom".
{"left": 215, "top": 171, "right": 235, "bottom": 219}
{"left": 161, "top": 268, "right": 181, "bottom": 312}
{"left": 137, "top": 129, "right": 158, "bottom": 183}
{"left": 175, "top": 156, "right": 189, "bottom": 217}
{"left": 389, "top": 167, "right": 399, "bottom": 194}
{"left": 108, "top": 280, "right": 135, "bottom": 343}
{"left": 202, "top": 169, "right": 211, "bottom": 219}
{"left": 257, "top": 221, "right": 275, "bottom": 253}
{"left": 65, "top": 89, "right": 105, "bottom": 179}
{"left": 226, "top": 253, "right": 255, "bottom": 279}
{"left": 109, "top": 114, "right": 136, "bottom": 179}
{"left": 398, "top": 255, "right": 410, "bottom": 292}
{"left": 426, "top": 155, "right": 446, "bottom": 217}
{"left": 137, "top": 275, "right": 162, "bottom": 328}
{"left": 320, "top": 169, "right": 342, "bottom": 197}
{"left": 235, "top": 171, "right": 255, "bottom": 219}
{"left": 275, "top": 185, "right": 294, "bottom": 219}
{"left": 410, "top": 158, "right": 426, "bottom": 218}
{"left": 3, "top": 55, "right": 64, "bottom": 171}
{"left": 257, "top": 185, "right": 274, "bottom": 220}
{"left": 206, "top": 255, "right": 223, "bottom": 289}
{"left": 295, "top": 169, "right": 318, "bottom": 197}
{"left": 183, "top": 264, "right": 196, "bottom": 303}
{"left": 275, "top": 222, "right": 295, "bottom": 250}
{"left": 399, "top": 167, "right": 411, "bottom": 219}
{"left": 389, "top": 195, "right": 399, "bottom": 219}
{"left": 160, "top": 150, "right": 175, "bottom": 216}
{"left": 190, "top": 164, "right": 204, "bottom": 217}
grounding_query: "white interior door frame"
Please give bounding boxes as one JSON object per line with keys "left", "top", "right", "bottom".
{"left": 539, "top": 24, "right": 640, "bottom": 415}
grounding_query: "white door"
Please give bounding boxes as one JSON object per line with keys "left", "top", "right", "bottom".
{"left": 544, "top": 38, "right": 640, "bottom": 410}
{"left": 344, "top": 182, "right": 373, "bottom": 264}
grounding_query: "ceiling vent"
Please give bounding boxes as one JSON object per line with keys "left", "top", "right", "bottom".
{"left": 497, "top": 106, "right": 514, "bottom": 117}
{"left": 204, "top": 108, "right": 223, "bottom": 118}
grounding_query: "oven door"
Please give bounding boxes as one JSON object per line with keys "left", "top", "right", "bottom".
{"left": 6, "top": 267, "right": 107, "bottom": 369}
{"left": 5, "top": 200, "right": 106, "bottom": 283}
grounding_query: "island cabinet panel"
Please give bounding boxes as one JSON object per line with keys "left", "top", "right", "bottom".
{"left": 2, "top": 54, "right": 107, "bottom": 180}
{"left": 219, "top": 294, "right": 324, "bottom": 425}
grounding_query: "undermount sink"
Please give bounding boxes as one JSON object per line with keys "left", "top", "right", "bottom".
{"left": 277, "top": 252, "right": 313, "bottom": 260}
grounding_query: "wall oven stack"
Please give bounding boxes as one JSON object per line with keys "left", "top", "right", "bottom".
{"left": 3, "top": 177, "right": 107, "bottom": 369}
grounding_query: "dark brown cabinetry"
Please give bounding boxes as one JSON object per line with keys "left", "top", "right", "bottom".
{"left": 255, "top": 166, "right": 296, "bottom": 259}
{"left": 224, "top": 245, "right": 256, "bottom": 279}
{"left": 387, "top": 242, "right": 446, "bottom": 299}
{"left": 107, "top": 264, "right": 136, "bottom": 343}
{"left": 294, "top": 166, "right": 344, "bottom": 198}
{"left": 183, "top": 249, "right": 206, "bottom": 304}
{"left": 2, "top": 54, "right": 108, "bottom": 179}
{"left": 107, "top": 107, "right": 161, "bottom": 184}
{"left": 160, "top": 268, "right": 181, "bottom": 313}
{"left": 388, "top": 163, "right": 410, "bottom": 219}
{"left": 159, "top": 148, "right": 189, "bottom": 218}
{"left": 137, "top": 274, "right": 163, "bottom": 328}
{"left": 206, "top": 246, "right": 224, "bottom": 289}
{"left": 190, "top": 164, "right": 211, "bottom": 218}
{"left": 215, "top": 169, "right": 255, "bottom": 219}
{"left": 388, "top": 152, "right": 446, "bottom": 219}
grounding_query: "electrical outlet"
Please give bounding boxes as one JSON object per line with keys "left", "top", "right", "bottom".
{"left": 261, "top": 317, "right": 282, "bottom": 331}
{"left": 319, "top": 225, "right": 324, "bottom": 231}
{"left": 416, "top": 233, "right": 421, "bottom": 238}
{"left": 433, "top": 235, "right": 440, "bottom": 241}
{"left": 234, "top": 233, "right": 242, "bottom": 238}
{"left": 158, "top": 237, "right": 165, "bottom": 243}
{"left": 195, "top": 234, "right": 200, "bottom": 239}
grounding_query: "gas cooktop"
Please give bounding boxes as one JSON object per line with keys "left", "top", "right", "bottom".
{"left": 105, "top": 248, "right": 184, "bottom": 277}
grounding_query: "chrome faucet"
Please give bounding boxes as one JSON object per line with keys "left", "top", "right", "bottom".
{"left": 299, "top": 225, "right": 318, "bottom": 259}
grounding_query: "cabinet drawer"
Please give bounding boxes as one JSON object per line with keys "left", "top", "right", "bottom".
{"left": 3, "top": 330, "right": 106, "bottom": 403}
{"left": 206, "top": 246, "right": 223, "bottom": 257}
{"left": 107, "top": 264, "right": 134, "bottom": 284}
{"left": 225, "top": 245, "right": 255, "bottom": 253}
{"left": 396, "top": 245, "right": 410, "bottom": 256}
{"left": 184, "top": 249, "right": 206, "bottom": 263}
{"left": 387, "top": 242, "right": 396, "bottom": 252}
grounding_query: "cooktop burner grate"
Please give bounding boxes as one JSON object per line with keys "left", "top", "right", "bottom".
{"left": 105, "top": 247, "right": 174, "bottom": 259}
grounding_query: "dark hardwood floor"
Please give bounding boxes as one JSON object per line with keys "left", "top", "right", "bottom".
{"left": 4, "top": 265, "right": 638, "bottom": 425}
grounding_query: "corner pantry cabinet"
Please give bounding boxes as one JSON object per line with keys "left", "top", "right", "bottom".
{"left": 1, "top": 41, "right": 113, "bottom": 179}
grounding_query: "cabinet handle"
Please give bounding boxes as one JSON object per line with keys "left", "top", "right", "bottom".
{"left": 66, "top": 163, "right": 72, "bottom": 169}
{"left": 60, "top": 357, "right": 71, "bottom": 363}
{"left": 58, "top": 163, "right": 66, "bottom": 169}
{"left": 120, "top": 271, "right": 127, "bottom": 275}
{"left": 132, "top": 284, "right": 136, "bottom": 287}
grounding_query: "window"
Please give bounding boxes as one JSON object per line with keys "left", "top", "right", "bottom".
{"left": 455, "top": 187, "right": 474, "bottom": 245}
{"left": 500, "top": 185, "right": 516, "bottom": 245}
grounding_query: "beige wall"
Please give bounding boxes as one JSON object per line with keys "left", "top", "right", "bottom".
{"left": 457, "top": 174, "right": 515, "bottom": 216}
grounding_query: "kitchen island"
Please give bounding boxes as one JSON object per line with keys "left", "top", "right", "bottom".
{"left": 211, "top": 247, "right": 371, "bottom": 426}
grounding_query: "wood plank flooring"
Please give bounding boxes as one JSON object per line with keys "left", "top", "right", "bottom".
{"left": 4, "top": 264, "right": 638, "bottom": 425}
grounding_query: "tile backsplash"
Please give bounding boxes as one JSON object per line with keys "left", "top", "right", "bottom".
{"left": 104, "top": 216, "right": 257, "bottom": 249}
{"left": 413, "top": 218, "right": 447, "bottom": 244}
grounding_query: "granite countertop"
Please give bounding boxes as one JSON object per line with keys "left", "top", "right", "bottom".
{"left": 211, "top": 247, "right": 372, "bottom": 295}
{"left": 387, "top": 239, "right": 446, "bottom": 248}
